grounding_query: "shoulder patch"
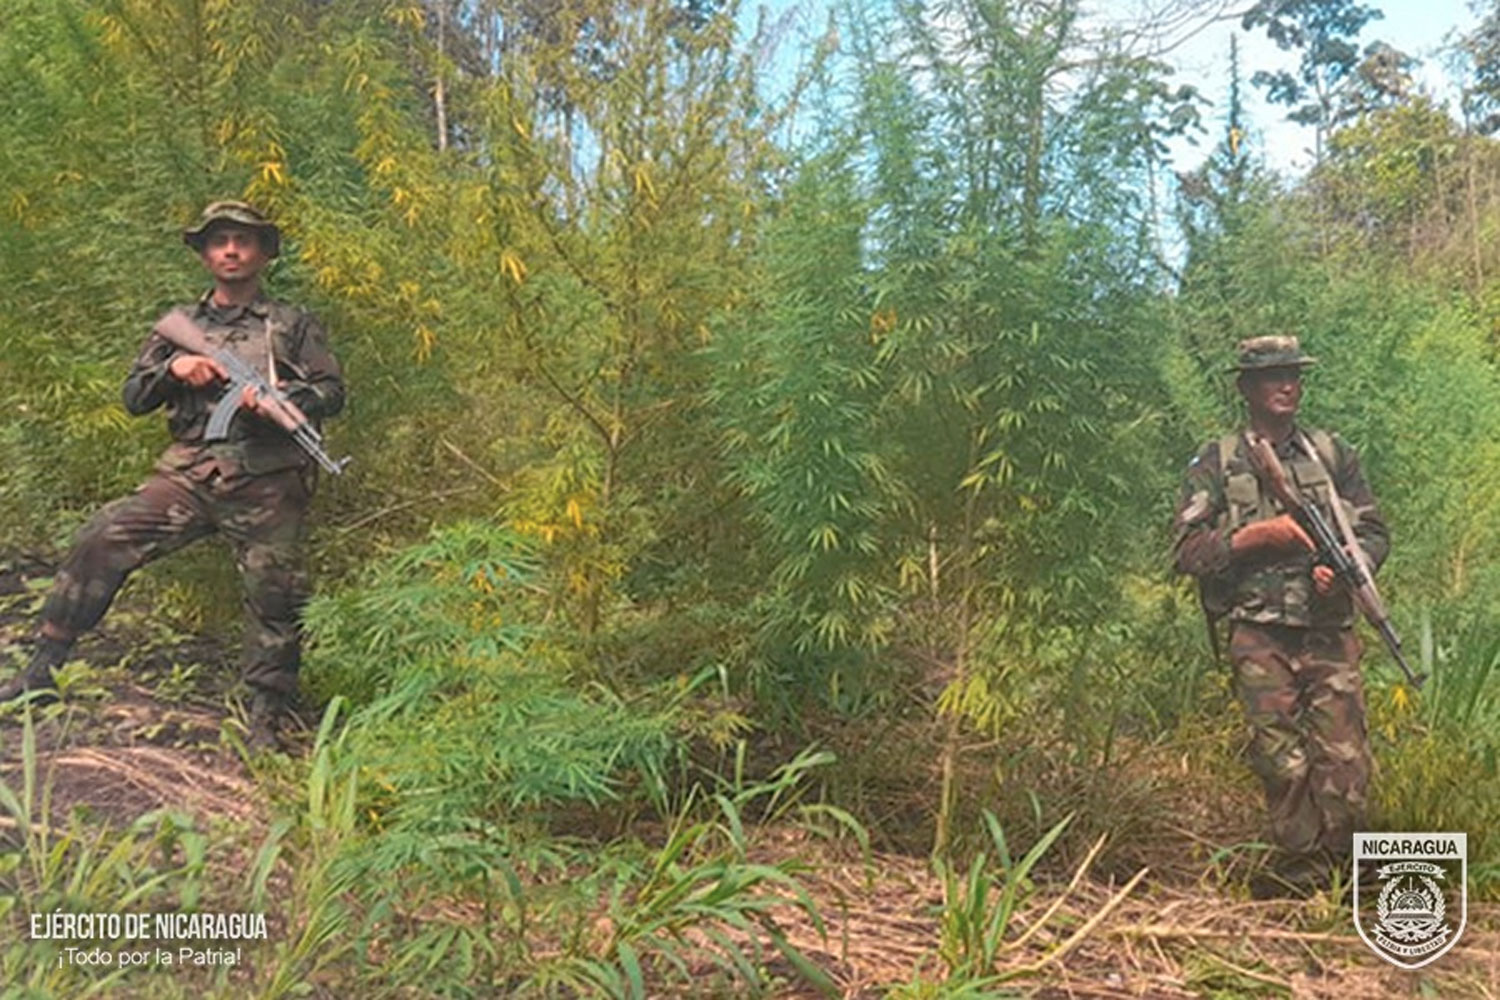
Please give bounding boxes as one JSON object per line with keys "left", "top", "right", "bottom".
{"left": 1190, "top": 439, "right": 1222, "bottom": 468}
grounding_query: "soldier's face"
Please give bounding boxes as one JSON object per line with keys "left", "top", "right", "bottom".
{"left": 200, "top": 224, "right": 269, "bottom": 284}
{"left": 1240, "top": 367, "right": 1302, "bottom": 419}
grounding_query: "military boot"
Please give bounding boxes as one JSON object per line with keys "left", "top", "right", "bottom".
{"left": 0, "top": 638, "right": 71, "bottom": 706}
{"left": 1250, "top": 851, "right": 1336, "bottom": 900}
{"left": 245, "top": 689, "right": 290, "bottom": 752}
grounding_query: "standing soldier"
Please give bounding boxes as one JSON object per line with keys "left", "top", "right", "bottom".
{"left": 1, "top": 202, "right": 345, "bottom": 749}
{"left": 1173, "top": 337, "right": 1389, "bottom": 896}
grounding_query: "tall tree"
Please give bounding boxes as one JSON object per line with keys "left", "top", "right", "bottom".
{"left": 1241, "top": 0, "right": 1384, "bottom": 164}
{"left": 716, "top": 0, "right": 1193, "bottom": 851}
{"left": 1460, "top": 0, "right": 1500, "bottom": 135}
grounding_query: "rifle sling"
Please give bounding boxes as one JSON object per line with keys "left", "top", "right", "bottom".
{"left": 1295, "top": 431, "right": 1372, "bottom": 580}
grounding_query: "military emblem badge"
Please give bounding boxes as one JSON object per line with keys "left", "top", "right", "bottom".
{"left": 1353, "top": 832, "right": 1466, "bottom": 969}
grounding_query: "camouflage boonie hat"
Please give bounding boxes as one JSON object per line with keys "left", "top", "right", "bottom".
{"left": 1227, "top": 335, "right": 1317, "bottom": 373}
{"left": 182, "top": 201, "right": 280, "bottom": 258}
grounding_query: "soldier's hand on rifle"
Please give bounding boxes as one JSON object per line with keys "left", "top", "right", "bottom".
{"left": 240, "top": 384, "right": 277, "bottom": 420}
{"left": 1312, "top": 544, "right": 1365, "bottom": 594}
{"left": 1232, "top": 514, "right": 1315, "bottom": 555}
{"left": 168, "top": 354, "right": 228, "bottom": 387}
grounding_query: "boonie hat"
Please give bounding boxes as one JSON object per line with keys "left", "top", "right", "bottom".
{"left": 1227, "top": 335, "right": 1317, "bottom": 373}
{"left": 182, "top": 201, "right": 280, "bottom": 258}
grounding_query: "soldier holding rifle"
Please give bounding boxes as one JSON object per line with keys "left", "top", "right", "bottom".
{"left": 1, "top": 202, "right": 346, "bottom": 750}
{"left": 1173, "top": 337, "right": 1395, "bottom": 896}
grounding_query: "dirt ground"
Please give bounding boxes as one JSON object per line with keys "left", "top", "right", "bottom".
{"left": 2, "top": 551, "right": 1496, "bottom": 999}
{"left": 760, "top": 833, "right": 1500, "bottom": 998}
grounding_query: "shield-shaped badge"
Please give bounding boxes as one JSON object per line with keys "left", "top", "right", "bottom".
{"left": 1353, "top": 832, "right": 1467, "bottom": 969}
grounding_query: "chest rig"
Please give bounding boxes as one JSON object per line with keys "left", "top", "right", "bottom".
{"left": 198, "top": 305, "right": 290, "bottom": 389}
{"left": 1217, "top": 428, "right": 1339, "bottom": 533}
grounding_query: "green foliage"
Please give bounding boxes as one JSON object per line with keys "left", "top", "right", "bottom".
{"left": 548, "top": 768, "right": 838, "bottom": 998}
{"left": 249, "top": 712, "right": 842, "bottom": 997}
{"left": 1242, "top": 0, "right": 1388, "bottom": 155}
{"left": 711, "top": 2, "right": 1189, "bottom": 816}
{"left": 0, "top": 712, "right": 211, "bottom": 997}
{"left": 1172, "top": 90, "right": 1500, "bottom": 885}
{"left": 1459, "top": 1, "right": 1500, "bottom": 135}
{"left": 304, "top": 521, "right": 679, "bottom": 817}
{"left": 888, "top": 978, "right": 1020, "bottom": 1000}
{"left": 302, "top": 520, "right": 540, "bottom": 704}
{"left": 710, "top": 154, "right": 898, "bottom": 713}
{"left": 891, "top": 808, "right": 1148, "bottom": 994}
{"left": 250, "top": 702, "right": 362, "bottom": 999}
{"left": 1321, "top": 97, "right": 1460, "bottom": 243}
{"left": 1370, "top": 612, "right": 1500, "bottom": 897}
{"left": 9, "top": 0, "right": 1500, "bottom": 990}
{"left": 659, "top": 0, "right": 1220, "bottom": 864}
{"left": 934, "top": 811, "right": 1071, "bottom": 981}
{"left": 294, "top": 524, "right": 842, "bottom": 992}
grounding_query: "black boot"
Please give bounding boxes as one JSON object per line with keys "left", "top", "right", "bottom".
{"left": 1250, "top": 850, "right": 1336, "bottom": 899}
{"left": 245, "top": 689, "right": 290, "bottom": 751}
{"left": 0, "top": 638, "right": 71, "bottom": 706}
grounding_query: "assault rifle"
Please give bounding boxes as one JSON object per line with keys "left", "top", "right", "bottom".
{"left": 1246, "top": 432, "right": 1423, "bottom": 688}
{"left": 153, "top": 310, "right": 350, "bottom": 475}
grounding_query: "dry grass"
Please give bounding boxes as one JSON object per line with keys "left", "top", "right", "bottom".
{"left": 1, "top": 701, "right": 1494, "bottom": 1000}
{"left": 755, "top": 831, "right": 1500, "bottom": 998}
{"left": 6, "top": 720, "right": 1494, "bottom": 999}
{"left": 3, "top": 554, "right": 1495, "bottom": 998}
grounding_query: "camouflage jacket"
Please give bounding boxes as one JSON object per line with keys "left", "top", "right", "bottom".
{"left": 1172, "top": 427, "right": 1389, "bottom": 628}
{"left": 123, "top": 290, "right": 345, "bottom": 479}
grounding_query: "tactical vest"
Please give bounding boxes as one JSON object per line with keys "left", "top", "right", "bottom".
{"left": 197, "top": 306, "right": 300, "bottom": 389}
{"left": 157, "top": 300, "right": 316, "bottom": 478}
{"left": 1216, "top": 428, "right": 1339, "bottom": 535}
{"left": 1206, "top": 427, "right": 1357, "bottom": 628}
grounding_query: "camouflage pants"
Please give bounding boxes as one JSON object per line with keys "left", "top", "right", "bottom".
{"left": 1228, "top": 622, "right": 1370, "bottom": 859}
{"left": 40, "top": 467, "right": 311, "bottom": 694}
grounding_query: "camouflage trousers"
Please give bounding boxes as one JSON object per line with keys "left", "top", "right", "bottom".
{"left": 40, "top": 466, "right": 311, "bottom": 695}
{"left": 1228, "top": 622, "right": 1370, "bottom": 859}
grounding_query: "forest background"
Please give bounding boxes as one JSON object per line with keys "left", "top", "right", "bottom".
{"left": 3, "top": 0, "right": 1500, "bottom": 995}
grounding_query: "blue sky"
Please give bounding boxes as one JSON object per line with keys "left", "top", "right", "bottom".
{"left": 1155, "top": 0, "right": 1481, "bottom": 174}
{"left": 746, "top": 1, "right": 1484, "bottom": 177}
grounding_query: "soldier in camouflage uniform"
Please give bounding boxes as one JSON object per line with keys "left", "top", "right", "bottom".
{"left": 1, "top": 202, "right": 345, "bottom": 748}
{"left": 1173, "top": 337, "right": 1389, "bottom": 896}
